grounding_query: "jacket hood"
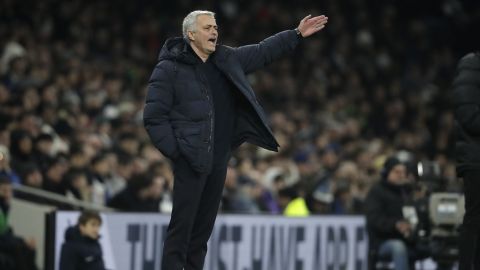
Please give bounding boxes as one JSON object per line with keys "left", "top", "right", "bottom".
{"left": 158, "top": 37, "right": 202, "bottom": 65}
{"left": 64, "top": 225, "right": 99, "bottom": 243}
{"left": 64, "top": 225, "right": 83, "bottom": 242}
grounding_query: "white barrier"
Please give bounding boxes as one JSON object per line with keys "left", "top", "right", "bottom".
{"left": 9, "top": 198, "right": 56, "bottom": 269}
{"left": 53, "top": 212, "right": 439, "bottom": 270}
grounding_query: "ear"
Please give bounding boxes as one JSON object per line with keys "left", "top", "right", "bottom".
{"left": 188, "top": 31, "right": 195, "bottom": 41}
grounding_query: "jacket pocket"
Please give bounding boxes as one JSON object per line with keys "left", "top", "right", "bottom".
{"left": 174, "top": 127, "right": 206, "bottom": 172}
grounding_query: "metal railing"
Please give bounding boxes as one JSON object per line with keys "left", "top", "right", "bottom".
{"left": 13, "top": 184, "right": 114, "bottom": 212}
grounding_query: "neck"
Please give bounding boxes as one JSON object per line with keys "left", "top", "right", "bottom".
{"left": 189, "top": 43, "right": 209, "bottom": 62}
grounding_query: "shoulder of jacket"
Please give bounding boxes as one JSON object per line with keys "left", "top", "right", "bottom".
{"left": 458, "top": 52, "right": 480, "bottom": 70}
{"left": 218, "top": 44, "right": 235, "bottom": 52}
{"left": 151, "top": 60, "right": 179, "bottom": 81}
{"left": 371, "top": 182, "right": 390, "bottom": 195}
{"left": 214, "top": 45, "right": 235, "bottom": 62}
{"left": 155, "top": 59, "right": 175, "bottom": 71}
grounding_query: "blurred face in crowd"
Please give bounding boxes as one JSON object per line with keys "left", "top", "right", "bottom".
{"left": 148, "top": 176, "right": 165, "bottom": 199}
{"left": 94, "top": 158, "right": 110, "bottom": 175}
{"left": 47, "top": 160, "right": 69, "bottom": 182}
{"left": 0, "top": 84, "right": 9, "bottom": 103}
{"left": 70, "top": 152, "right": 89, "bottom": 169}
{"left": 72, "top": 174, "right": 89, "bottom": 191}
{"left": 36, "top": 139, "right": 53, "bottom": 156}
{"left": 19, "top": 136, "right": 33, "bottom": 154}
{"left": 20, "top": 114, "right": 40, "bottom": 136}
{"left": 120, "top": 138, "right": 139, "bottom": 156}
{"left": 387, "top": 164, "right": 408, "bottom": 185}
{"left": 79, "top": 219, "right": 101, "bottom": 240}
{"left": 138, "top": 176, "right": 164, "bottom": 200}
{"left": 0, "top": 130, "right": 8, "bottom": 147}
{"left": 321, "top": 150, "right": 339, "bottom": 170}
{"left": 224, "top": 166, "right": 238, "bottom": 190}
{"left": 188, "top": 15, "right": 218, "bottom": 60}
{"left": 25, "top": 170, "right": 43, "bottom": 188}
{"left": 0, "top": 182, "right": 13, "bottom": 204}
{"left": 0, "top": 148, "right": 9, "bottom": 170}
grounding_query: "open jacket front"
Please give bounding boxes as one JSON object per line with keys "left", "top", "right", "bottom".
{"left": 143, "top": 30, "right": 301, "bottom": 173}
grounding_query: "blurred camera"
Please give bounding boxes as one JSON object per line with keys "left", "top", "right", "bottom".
{"left": 416, "top": 161, "right": 464, "bottom": 269}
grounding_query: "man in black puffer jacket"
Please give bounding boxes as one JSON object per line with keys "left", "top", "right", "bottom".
{"left": 143, "top": 10, "right": 328, "bottom": 270}
{"left": 59, "top": 211, "right": 105, "bottom": 270}
{"left": 453, "top": 51, "right": 480, "bottom": 270}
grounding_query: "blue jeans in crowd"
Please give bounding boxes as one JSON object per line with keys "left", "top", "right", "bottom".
{"left": 378, "top": 239, "right": 409, "bottom": 270}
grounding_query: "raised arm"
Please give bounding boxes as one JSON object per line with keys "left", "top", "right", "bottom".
{"left": 234, "top": 15, "right": 328, "bottom": 74}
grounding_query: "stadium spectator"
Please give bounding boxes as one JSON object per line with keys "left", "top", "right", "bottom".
{"left": 19, "top": 162, "right": 43, "bottom": 189}
{"left": 107, "top": 173, "right": 165, "bottom": 212}
{"left": 0, "top": 144, "right": 21, "bottom": 185}
{"left": 42, "top": 155, "right": 69, "bottom": 195}
{"left": 59, "top": 211, "right": 106, "bottom": 270}
{"left": 64, "top": 168, "right": 92, "bottom": 202}
{"left": 364, "top": 156, "right": 429, "bottom": 270}
{"left": 0, "top": 177, "right": 38, "bottom": 270}
{"left": 9, "top": 129, "right": 35, "bottom": 173}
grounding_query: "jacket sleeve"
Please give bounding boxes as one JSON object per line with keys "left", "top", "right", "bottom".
{"left": 59, "top": 243, "right": 76, "bottom": 270}
{"left": 233, "top": 30, "right": 301, "bottom": 74}
{"left": 364, "top": 186, "right": 399, "bottom": 235}
{"left": 143, "top": 63, "right": 180, "bottom": 160}
{"left": 454, "top": 53, "right": 480, "bottom": 136}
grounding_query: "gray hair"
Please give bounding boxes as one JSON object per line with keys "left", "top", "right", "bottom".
{"left": 182, "top": 10, "right": 215, "bottom": 39}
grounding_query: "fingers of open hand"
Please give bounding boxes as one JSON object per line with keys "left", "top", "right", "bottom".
{"left": 301, "top": 14, "right": 312, "bottom": 23}
{"left": 306, "top": 15, "right": 327, "bottom": 23}
{"left": 304, "top": 16, "right": 328, "bottom": 32}
{"left": 308, "top": 16, "right": 328, "bottom": 26}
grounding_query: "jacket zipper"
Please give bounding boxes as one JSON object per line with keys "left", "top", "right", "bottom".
{"left": 206, "top": 91, "right": 214, "bottom": 153}
{"left": 200, "top": 70, "right": 214, "bottom": 153}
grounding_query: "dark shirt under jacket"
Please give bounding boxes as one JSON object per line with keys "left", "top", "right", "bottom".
{"left": 188, "top": 46, "right": 237, "bottom": 162}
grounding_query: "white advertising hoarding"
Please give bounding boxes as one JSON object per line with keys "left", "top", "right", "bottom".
{"left": 53, "top": 212, "right": 439, "bottom": 270}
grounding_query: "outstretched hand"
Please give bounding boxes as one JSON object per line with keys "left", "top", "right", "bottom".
{"left": 297, "top": 15, "right": 328, "bottom": 38}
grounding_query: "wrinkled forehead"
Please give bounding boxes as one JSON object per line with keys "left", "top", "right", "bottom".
{"left": 196, "top": 14, "right": 217, "bottom": 27}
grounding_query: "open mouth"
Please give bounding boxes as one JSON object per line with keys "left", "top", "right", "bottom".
{"left": 208, "top": 37, "right": 217, "bottom": 45}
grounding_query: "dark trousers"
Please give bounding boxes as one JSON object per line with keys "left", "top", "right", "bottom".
{"left": 161, "top": 154, "right": 229, "bottom": 270}
{"left": 459, "top": 170, "right": 480, "bottom": 270}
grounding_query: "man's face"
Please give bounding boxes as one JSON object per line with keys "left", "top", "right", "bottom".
{"left": 79, "top": 219, "right": 101, "bottom": 240}
{"left": 387, "top": 164, "right": 408, "bottom": 185}
{"left": 0, "top": 183, "right": 13, "bottom": 204}
{"left": 189, "top": 15, "right": 218, "bottom": 56}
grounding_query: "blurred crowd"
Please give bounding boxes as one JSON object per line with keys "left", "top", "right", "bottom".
{"left": 0, "top": 0, "right": 478, "bottom": 215}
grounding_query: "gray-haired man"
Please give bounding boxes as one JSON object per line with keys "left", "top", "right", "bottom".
{"left": 143, "top": 10, "right": 328, "bottom": 270}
